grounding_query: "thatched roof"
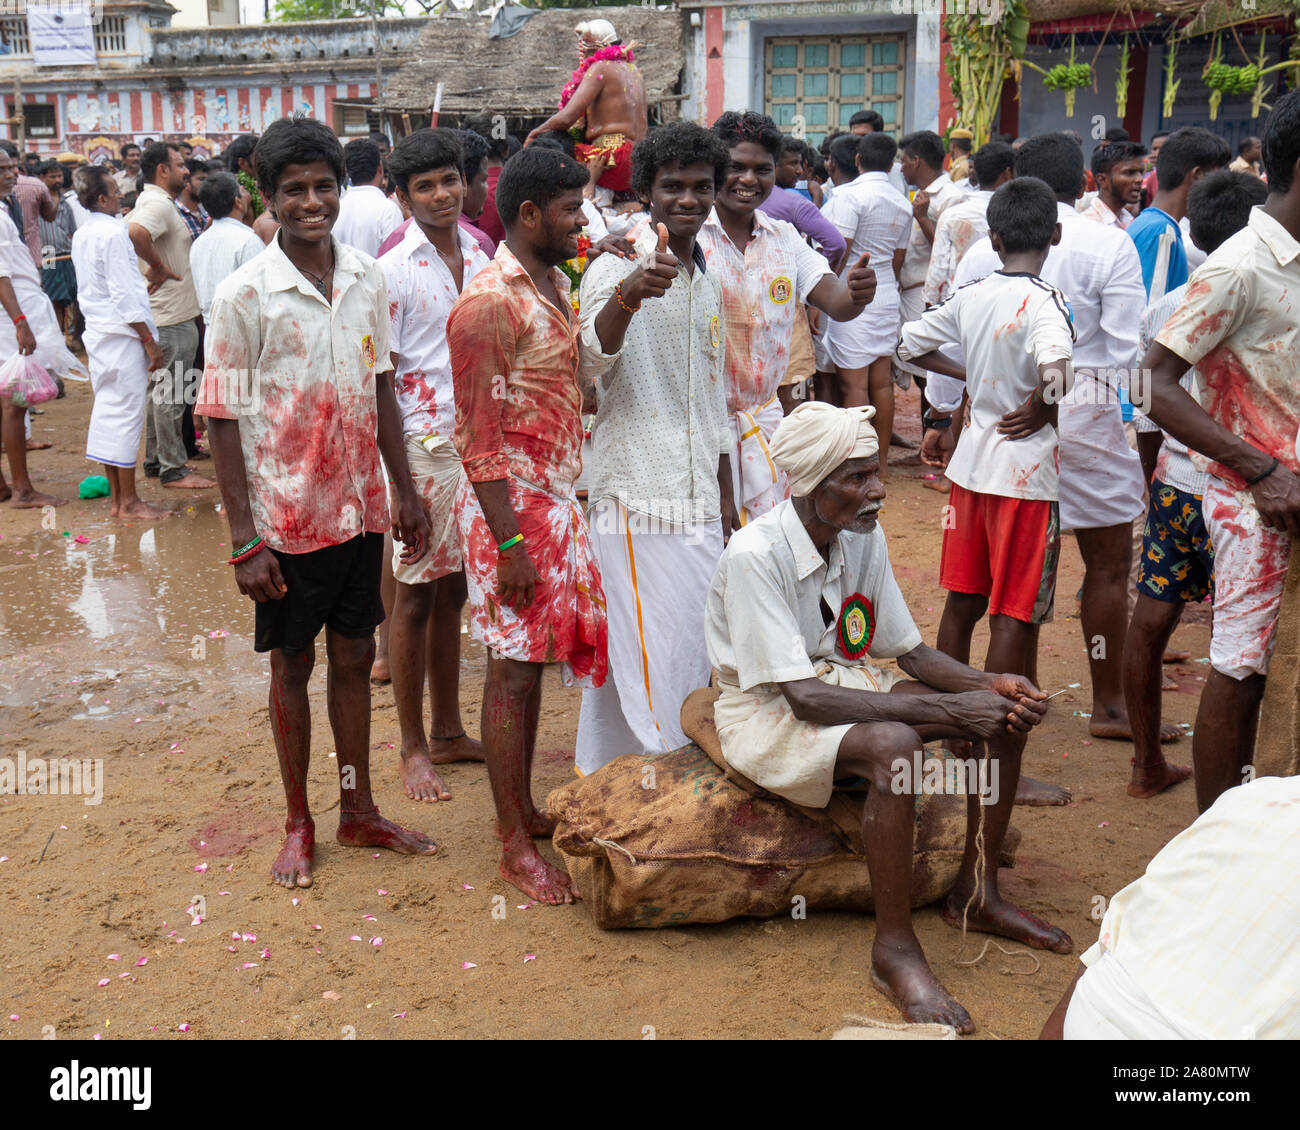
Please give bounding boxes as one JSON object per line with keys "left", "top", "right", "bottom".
{"left": 1021, "top": 0, "right": 1298, "bottom": 28}
{"left": 380, "top": 7, "right": 684, "bottom": 117}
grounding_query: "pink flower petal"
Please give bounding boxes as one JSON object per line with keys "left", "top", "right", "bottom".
{"left": 461, "top": 883, "right": 474, "bottom": 890}
{"left": 350, "top": 935, "right": 362, "bottom": 942}
{"left": 291, "top": 897, "right": 300, "bottom": 906}
{"left": 193, "top": 863, "right": 208, "bottom": 873}
{"left": 392, "top": 1011, "right": 407, "bottom": 1019}
{"left": 259, "top": 948, "right": 270, "bottom": 959}
{"left": 107, "top": 954, "right": 119, "bottom": 961}
{"left": 461, "top": 962, "right": 477, "bottom": 970}
{"left": 178, "top": 1022, "right": 190, "bottom": 1032}
{"left": 97, "top": 979, "right": 110, "bottom": 987}
{"left": 523, "top": 954, "right": 536, "bottom": 963}
{"left": 362, "top": 914, "right": 376, "bottom": 921}
{"left": 311, "top": 924, "right": 322, "bottom": 931}
{"left": 369, "top": 936, "right": 383, "bottom": 946}
{"left": 8, "top": 1014, "right": 17, "bottom": 1021}
{"left": 376, "top": 888, "right": 388, "bottom": 896}
{"left": 240, "top": 962, "right": 258, "bottom": 970}
{"left": 227, "top": 946, "right": 237, "bottom": 952}
{"left": 135, "top": 957, "right": 148, "bottom": 967}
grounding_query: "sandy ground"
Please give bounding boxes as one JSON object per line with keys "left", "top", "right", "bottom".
{"left": 0, "top": 382, "right": 1209, "bottom": 1040}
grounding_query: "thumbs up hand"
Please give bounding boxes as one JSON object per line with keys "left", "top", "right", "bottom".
{"left": 846, "top": 251, "right": 877, "bottom": 307}
{"left": 623, "top": 221, "right": 679, "bottom": 307}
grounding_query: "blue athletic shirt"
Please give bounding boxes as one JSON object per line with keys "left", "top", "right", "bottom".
{"left": 1127, "top": 206, "right": 1188, "bottom": 299}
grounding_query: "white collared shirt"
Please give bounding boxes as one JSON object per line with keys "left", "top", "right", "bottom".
{"left": 380, "top": 221, "right": 490, "bottom": 438}
{"left": 334, "top": 183, "right": 404, "bottom": 259}
{"left": 822, "top": 171, "right": 912, "bottom": 297}
{"left": 898, "top": 270, "right": 1075, "bottom": 501}
{"left": 71, "top": 211, "right": 156, "bottom": 338}
{"left": 1156, "top": 206, "right": 1300, "bottom": 485}
{"left": 1079, "top": 194, "right": 1133, "bottom": 230}
{"left": 195, "top": 235, "right": 392, "bottom": 554}
{"left": 698, "top": 207, "right": 831, "bottom": 414}
{"left": 579, "top": 218, "right": 729, "bottom": 523}
{"left": 189, "top": 217, "right": 266, "bottom": 320}
{"left": 923, "top": 188, "right": 994, "bottom": 306}
{"left": 705, "top": 499, "right": 922, "bottom": 693}
{"left": 899, "top": 171, "right": 967, "bottom": 289}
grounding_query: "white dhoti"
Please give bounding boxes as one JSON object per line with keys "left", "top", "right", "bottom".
{"left": 1064, "top": 950, "right": 1207, "bottom": 1040}
{"left": 729, "top": 396, "right": 788, "bottom": 523}
{"left": 823, "top": 283, "right": 900, "bottom": 370}
{"left": 84, "top": 329, "right": 150, "bottom": 468}
{"left": 714, "top": 657, "right": 903, "bottom": 809}
{"left": 1059, "top": 381, "right": 1145, "bottom": 532}
{"left": 575, "top": 497, "right": 724, "bottom": 776}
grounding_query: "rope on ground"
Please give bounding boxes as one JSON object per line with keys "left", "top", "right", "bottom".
{"left": 592, "top": 836, "right": 638, "bottom": 863}
{"left": 952, "top": 937, "right": 1041, "bottom": 976}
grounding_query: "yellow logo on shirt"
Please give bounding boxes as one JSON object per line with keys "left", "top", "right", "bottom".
{"left": 768, "top": 276, "right": 793, "bottom": 305}
{"left": 361, "top": 333, "right": 376, "bottom": 369}
{"left": 709, "top": 314, "right": 720, "bottom": 349}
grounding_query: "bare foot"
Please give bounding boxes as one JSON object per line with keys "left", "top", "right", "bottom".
{"left": 942, "top": 889, "right": 1074, "bottom": 954}
{"left": 1161, "top": 672, "right": 1179, "bottom": 692}
{"left": 1162, "top": 648, "right": 1191, "bottom": 663}
{"left": 25, "top": 438, "right": 52, "bottom": 450}
{"left": 1090, "top": 707, "right": 1181, "bottom": 743}
{"left": 118, "top": 498, "right": 171, "bottom": 521}
{"left": 400, "top": 748, "right": 452, "bottom": 802}
{"left": 1127, "top": 760, "right": 1193, "bottom": 799}
{"left": 271, "top": 823, "right": 314, "bottom": 888}
{"left": 427, "top": 732, "right": 486, "bottom": 764}
{"left": 1015, "top": 775, "right": 1071, "bottom": 806}
{"left": 370, "top": 655, "right": 391, "bottom": 684}
{"left": 870, "top": 942, "right": 973, "bottom": 1034}
{"left": 337, "top": 808, "right": 438, "bottom": 855}
{"left": 921, "top": 475, "right": 950, "bottom": 493}
{"left": 163, "top": 472, "right": 216, "bottom": 490}
{"left": 499, "top": 840, "right": 579, "bottom": 905}
{"left": 10, "top": 488, "right": 65, "bottom": 509}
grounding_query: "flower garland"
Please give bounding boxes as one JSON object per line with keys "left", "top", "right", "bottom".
{"left": 559, "top": 43, "right": 636, "bottom": 110}
{"left": 236, "top": 170, "right": 265, "bottom": 221}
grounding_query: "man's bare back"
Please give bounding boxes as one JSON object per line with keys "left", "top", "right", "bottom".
{"left": 582, "top": 59, "right": 647, "bottom": 143}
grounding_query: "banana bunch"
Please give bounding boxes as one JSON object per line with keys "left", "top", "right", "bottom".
{"left": 1203, "top": 62, "right": 1261, "bottom": 93}
{"left": 1042, "top": 62, "right": 1092, "bottom": 91}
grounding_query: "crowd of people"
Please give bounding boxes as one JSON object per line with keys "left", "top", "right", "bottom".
{"left": 4, "top": 14, "right": 1298, "bottom": 1038}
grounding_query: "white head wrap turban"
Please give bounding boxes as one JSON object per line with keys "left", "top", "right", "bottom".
{"left": 769, "top": 402, "right": 879, "bottom": 497}
{"left": 577, "top": 19, "right": 618, "bottom": 48}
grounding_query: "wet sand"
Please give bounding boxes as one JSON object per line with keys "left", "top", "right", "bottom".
{"left": 0, "top": 383, "right": 1207, "bottom": 1039}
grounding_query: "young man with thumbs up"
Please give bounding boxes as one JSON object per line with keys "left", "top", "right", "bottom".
{"left": 699, "top": 112, "right": 877, "bottom": 524}
{"left": 573, "top": 123, "right": 736, "bottom": 775}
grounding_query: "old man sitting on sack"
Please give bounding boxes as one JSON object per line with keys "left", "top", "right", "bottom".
{"left": 702, "top": 401, "right": 1071, "bottom": 1035}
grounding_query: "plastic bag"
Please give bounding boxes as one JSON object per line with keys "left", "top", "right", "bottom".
{"left": 0, "top": 353, "right": 58, "bottom": 407}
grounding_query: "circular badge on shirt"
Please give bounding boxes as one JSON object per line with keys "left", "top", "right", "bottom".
{"left": 768, "top": 276, "right": 794, "bottom": 305}
{"left": 361, "top": 333, "right": 376, "bottom": 370}
{"left": 709, "top": 314, "right": 720, "bottom": 349}
{"left": 837, "top": 593, "right": 875, "bottom": 660}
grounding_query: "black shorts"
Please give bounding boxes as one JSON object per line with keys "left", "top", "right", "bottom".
{"left": 254, "top": 532, "right": 386, "bottom": 655}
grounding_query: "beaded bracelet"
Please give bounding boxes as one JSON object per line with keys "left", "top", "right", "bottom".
{"left": 229, "top": 536, "right": 265, "bottom": 565}
{"left": 12, "top": 314, "right": 26, "bottom": 323}
{"left": 614, "top": 281, "right": 640, "bottom": 314}
{"left": 498, "top": 533, "right": 524, "bottom": 554}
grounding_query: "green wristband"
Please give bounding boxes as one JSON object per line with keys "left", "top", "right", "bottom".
{"left": 498, "top": 533, "right": 524, "bottom": 554}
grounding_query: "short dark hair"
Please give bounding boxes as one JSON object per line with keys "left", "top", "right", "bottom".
{"left": 495, "top": 145, "right": 588, "bottom": 229}
{"left": 185, "top": 157, "right": 208, "bottom": 177}
{"left": 389, "top": 128, "right": 463, "bottom": 193}
{"left": 73, "top": 164, "right": 114, "bottom": 209}
{"left": 1014, "top": 133, "right": 1084, "bottom": 198}
{"left": 198, "top": 171, "right": 241, "bottom": 219}
{"left": 857, "top": 132, "right": 897, "bottom": 173}
{"left": 631, "top": 122, "right": 731, "bottom": 197}
{"left": 987, "top": 177, "right": 1059, "bottom": 254}
{"left": 530, "top": 130, "right": 576, "bottom": 159}
{"left": 457, "top": 129, "right": 490, "bottom": 182}
{"left": 121, "top": 143, "right": 141, "bottom": 159}
{"left": 711, "top": 110, "right": 784, "bottom": 162}
{"left": 205, "top": 158, "right": 226, "bottom": 174}
{"left": 1104, "top": 126, "right": 1131, "bottom": 142}
{"left": 972, "top": 141, "right": 1015, "bottom": 189}
{"left": 35, "top": 158, "right": 60, "bottom": 178}
{"left": 224, "top": 134, "right": 258, "bottom": 173}
{"left": 1150, "top": 130, "right": 1170, "bottom": 145}
{"left": 828, "top": 135, "right": 860, "bottom": 178}
{"left": 899, "top": 130, "right": 945, "bottom": 171}
{"left": 122, "top": 190, "right": 138, "bottom": 211}
{"left": 254, "top": 116, "right": 345, "bottom": 199}
{"left": 368, "top": 130, "right": 391, "bottom": 150}
{"left": 1091, "top": 140, "right": 1147, "bottom": 181}
{"left": 1156, "top": 127, "right": 1231, "bottom": 190}
{"left": 849, "top": 110, "right": 884, "bottom": 131}
{"left": 779, "top": 135, "right": 805, "bottom": 159}
{"left": 1261, "top": 90, "right": 1300, "bottom": 194}
{"left": 343, "top": 137, "right": 383, "bottom": 185}
{"left": 141, "top": 142, "right": 181, "bottom": 185}
{"left": 1187, "top": 170, "right": 1268, "bottom": 254}
{"left": 0, "top": 140, "right": 16, "bottom": 159}
{"left": 1238, "top": 135, "right": 1260, "bottom": 155}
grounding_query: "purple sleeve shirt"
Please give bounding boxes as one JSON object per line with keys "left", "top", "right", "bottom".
{"left": 758, "top": 184, "right": 846, "bottom": 266}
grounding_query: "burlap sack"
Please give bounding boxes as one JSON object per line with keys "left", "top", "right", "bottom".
{"left": 549, "top": 685, "right": 1018, "bottom": 929}
{"left": 1254, "top": 536, "right": 1300, "bottom": 778}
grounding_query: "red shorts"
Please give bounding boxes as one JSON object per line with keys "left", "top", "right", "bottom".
{"left": 940, "top": 483, "right": 1059, "bottom": 624}
{"left": 575, "top": 138, "right": 633, "bottom": 192}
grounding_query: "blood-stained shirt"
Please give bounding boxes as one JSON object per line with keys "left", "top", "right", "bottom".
{"left": 1079, "top": 195, "right": 1133, "bottom": 230}
{"left": 196, "top": 235, "right": 392, "bottom": 555}
{"left": 698, "top": 207, "right": 831, "bottom": 415}
{"left": 447, "top": 242, "right": 583, "bottom": 497}
{"left": 1155, "top": 207, "right": 1300, "bottom": 489}
{"left": 380, "top": 221, "right": 490, "bottom": 439}
{"left": 923, "top": 188, "right": 992, "bottom": 306}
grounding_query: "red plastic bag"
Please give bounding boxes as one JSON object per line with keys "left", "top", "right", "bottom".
{"left": 0, "top": 353, "right": 58, "bottom": 407}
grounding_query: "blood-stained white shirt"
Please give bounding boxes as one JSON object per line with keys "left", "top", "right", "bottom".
{"left": 899, "top": 171, "right": 968, "bottom": 290}
{"left": 380, "top": 221, "right": 490, "bottom": 438}
{"left": 1079, "top": 195, "right": 1133, "bottom": 230}
{"left": 923, "top": 188, "right": 993, "bottom": 306}
{"left": 196, "top": 235, "right": 392, "bottom": 554}
{"left": 1156, "top": 207, "right": 1300, "bottom": 488}
{"left": 71, "top": 213, "right": 156, "bottom": 339}
{"left": 698, "top": 207, "right": 831, "bottom": 414}
{"left": 898, "top": 271, "right": 1075, "bottom": 501}
{"left": 334, "top": 183, "right": 404, "bottom": 259}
